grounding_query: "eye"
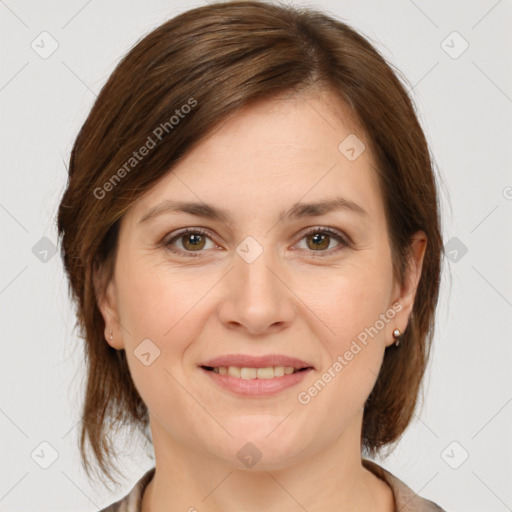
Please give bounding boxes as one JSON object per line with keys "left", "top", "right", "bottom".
{"left": 164, "top": 226, "right": 350, "bottom": 258}
{"left": 294, "top": 226, "right": 350, "bottom": 257}
{"left": 164, "top": 228, "right": 218, "bottom": 257}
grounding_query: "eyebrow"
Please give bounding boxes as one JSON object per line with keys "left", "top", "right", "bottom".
{"left": 138, "top": 196, "right": 368, "bottom": 225}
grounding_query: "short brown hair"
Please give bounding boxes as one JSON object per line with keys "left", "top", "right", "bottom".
{"left": 57, "top": 0, "right": 442, "bottom": 488}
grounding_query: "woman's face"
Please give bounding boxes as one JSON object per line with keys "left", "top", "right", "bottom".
{"left": 98, "top": 91, "right": 424, "bottom": 469}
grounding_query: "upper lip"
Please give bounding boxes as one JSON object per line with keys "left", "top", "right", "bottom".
{"left": 200, "top": 354, "right": 314, "bottom": 370}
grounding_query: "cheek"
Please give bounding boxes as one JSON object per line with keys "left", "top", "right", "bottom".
{"left": 113, "top": 265, "right": 204, "bottom": 420}
{"left": 116, "top": 260, "right": 211, "bottom": 343}
{"left": 114, "top": 261, "right": 219, "bottom": 389}
{"left": 309, "top": 258, "right": 393, "bottom": 392}
{"left": 316, "top": 260, "right": 393, "bottom": 342}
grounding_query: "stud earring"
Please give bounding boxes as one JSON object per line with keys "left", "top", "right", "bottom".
{"left": 392, "top": 328, "right": 401, "bottom": 347}
{"left": 109, "top": 330, "right": 113, "bottom": 341}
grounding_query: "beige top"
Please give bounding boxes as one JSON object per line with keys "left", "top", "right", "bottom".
{"left": 100, "top": 459, "right": 446, "bottom": 511}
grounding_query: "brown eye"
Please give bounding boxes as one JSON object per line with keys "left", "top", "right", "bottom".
{"left": 297, "top": 227, "right": 349, "bottom": 256}
{"left": 181, "top": 232, "right": 206, "bottom": 251}
{"left": 165, "top": 228, "right": 216, "bottom": 257}
{"left": 305, "top": 232, "right": 330, "bottom": 251}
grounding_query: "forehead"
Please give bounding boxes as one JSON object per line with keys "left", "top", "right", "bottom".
{"left": 128, "top": 91, "right": 383, "bottom": 227}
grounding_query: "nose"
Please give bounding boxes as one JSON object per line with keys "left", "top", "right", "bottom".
{"left": 216, "top": 242, "right": 296, "bottom": 336}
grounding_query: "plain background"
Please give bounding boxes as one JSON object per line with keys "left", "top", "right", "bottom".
{"left": 1, "top": 0, "right": 511, "bottom": 511}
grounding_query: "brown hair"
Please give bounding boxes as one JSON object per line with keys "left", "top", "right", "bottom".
{"left": 56, "top": 0, "right": 442, "bottom": 488}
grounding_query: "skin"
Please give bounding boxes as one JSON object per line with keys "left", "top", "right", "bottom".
{"left": 96, "top": 89, "right": 426, "bottom": 512}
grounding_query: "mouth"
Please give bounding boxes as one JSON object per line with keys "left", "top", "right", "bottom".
{"left": 200, "top": 365, "right": 312, "bottom": 379}
{"left": 198, "top": 356, "right": 314, "bottom": 397}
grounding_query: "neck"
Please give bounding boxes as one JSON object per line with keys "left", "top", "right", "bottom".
{"left": 141, "top": 411, "right": 394, "bottom": 512}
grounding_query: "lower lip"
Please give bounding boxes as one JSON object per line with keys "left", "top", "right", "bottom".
{"left": 200, "top": 367, "right": 313, "bottom": 397}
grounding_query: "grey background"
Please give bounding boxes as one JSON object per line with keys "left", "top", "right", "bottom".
{"left": 1, "top": 0, "right": 511, "bottom": 511}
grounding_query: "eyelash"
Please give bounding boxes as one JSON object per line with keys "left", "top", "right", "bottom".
{"left": 163, "top": 226, "right": 351, "bottom": 258}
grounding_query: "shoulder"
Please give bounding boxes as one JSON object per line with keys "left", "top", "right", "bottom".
{"left": 98, "top": 467, "right": 155, "bottom": 512}
{"left": 362, "top": 458, "right": 447, "bottom": 512}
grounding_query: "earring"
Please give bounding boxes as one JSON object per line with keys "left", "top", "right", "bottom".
{"left": 109, "top": 330, "right": 113, "bottom": 341}
{"left": 392, "top": 328, "right": 401, "bottom": 347}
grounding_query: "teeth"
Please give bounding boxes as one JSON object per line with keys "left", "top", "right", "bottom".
{"left": 241, "top": 367, "right": 257, "bottom": 379}
{"left": 272, "top": 366, "right": 284, "bottom": 377}
{"left": 210, "top": 366, "right": 302, "bottom": 379}
{"left": 228, "top": 366, "right": 241, "bottom": 378}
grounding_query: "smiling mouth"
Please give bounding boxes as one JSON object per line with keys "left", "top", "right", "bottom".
{"left": 201, "top": 365, "right": 312, "bottom": 379}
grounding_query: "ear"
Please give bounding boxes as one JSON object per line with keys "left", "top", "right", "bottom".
{"left": 92, "top": 258, "right": 124, "bottom": 350}
{"left": 386, "top": 231, "right": 427, "bottom": 347}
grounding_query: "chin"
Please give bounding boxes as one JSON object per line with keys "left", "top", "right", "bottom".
{"left": 200, "top": 426, "right": 310, "bottom": 471}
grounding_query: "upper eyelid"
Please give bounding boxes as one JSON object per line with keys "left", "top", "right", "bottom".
{"left": 164, "top": 225, "right": 350, "bottom": 250}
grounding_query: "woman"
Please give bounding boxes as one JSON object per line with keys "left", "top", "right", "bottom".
{"left": 57, "top": 1, "right": 446, "bottom": 510}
